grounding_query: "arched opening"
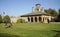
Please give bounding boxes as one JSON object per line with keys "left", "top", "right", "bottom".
{"left": 43, "top": 17, "right": 44, "bottom": 22}
{"left": 39, "top": 17, "right": 41, "bottom": 22}
{"left": 47, "top": 19, "right": 49, "bottom": 23}
{"left": 31, "top": 17, "right": 33, "bottom": 22}
{"left": 35, "top": 17, "right": 37, "bottom": 22}
{"left": 37, "top": 9, "right": 39, "bottom": 11}
{"left": 28, "top": 17, "right": 30, "bottom": 22}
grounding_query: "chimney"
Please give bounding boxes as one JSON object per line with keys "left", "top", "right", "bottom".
{"left": 32, "top": 7, "right": 35, "bottom": 12}
{"left": 41, "top": 7, "right": 44, "bottom": 12}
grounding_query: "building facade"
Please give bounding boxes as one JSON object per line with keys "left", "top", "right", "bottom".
{"left": 10, "top": 3, "right": 53, "bottom": 23}
{"left": 21, "top": 3, "right": 53, "bottom": 23}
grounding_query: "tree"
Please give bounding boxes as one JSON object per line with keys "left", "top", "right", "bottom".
{"left": 3, "top": 15, "right": 12, "bottom": 28}
{"left": 45, "top": 9, "right": 48, "bottom": 13}
{"left": 3, "top": 15, "right": 11, "bottom": 23}
{"left": 45, "top": 8, "right": 58, "bottom": 17}
{"left": 58, "top": 9, "right": 60, "bottom": 15}
{"left": 55, "top": 9, "right": 60, "bottom": 22}
{"left": 0, "top": 15, "right": 2, "bottom": 23}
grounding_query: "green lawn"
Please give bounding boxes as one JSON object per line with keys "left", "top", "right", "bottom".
{"left": 0, "top": 22, "right": 60, "bottom": 37}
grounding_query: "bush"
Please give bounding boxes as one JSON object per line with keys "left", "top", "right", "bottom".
{"left": 0, "top": 15, "right": 2, "bottom": 23}
{"left": 3, "top": 15, "right": 11, "bottom": 23}
{"left": 17, "top": 19, "right": 25, "bottom": 23}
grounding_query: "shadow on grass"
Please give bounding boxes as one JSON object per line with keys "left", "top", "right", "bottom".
{"left": 52, "top": 30, "right": 60, "bottom": 37}
{"left": 0, "top": 33, "right": 20, "bottom": 37}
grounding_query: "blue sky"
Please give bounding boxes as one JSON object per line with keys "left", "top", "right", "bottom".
{"left": 0, "top": 0, "right": 60, "bottom": 16}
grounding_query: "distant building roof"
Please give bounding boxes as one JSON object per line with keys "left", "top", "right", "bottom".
{"left": 21, "top": 12, "right": 51, "bottom": 17}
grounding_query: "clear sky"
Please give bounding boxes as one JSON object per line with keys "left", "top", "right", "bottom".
{"left": 0, "top": 0, "right": 60, "bottom": 16}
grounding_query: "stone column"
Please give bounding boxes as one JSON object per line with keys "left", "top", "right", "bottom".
{"left": 46, "top": 17, "right": 48, "bottom": 23}
{"left": 43, "top": 16, "right": 46, "bottom": 23}
{"left": 29, "top": 17, "right": 31, "bottom": 22}
{"left": 41, "top": 16, "right": 43, "bottom": 22}
{"left": 44, "top": 17, "right": 48, "bottom": 23}
{"left": 41, "top": 17, "right": 42, "bottom": 22}
{"left": 32, "top": 7, "right": 35, "bottom": 12}
{"left": 33, "top": 17, "right": 35, "bottom": 22}
{"left": 46, "top": 17, "right": 47, "bottom": 22}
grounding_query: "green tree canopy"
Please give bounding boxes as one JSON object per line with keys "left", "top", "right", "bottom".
{"left": 3, "top": 15, "right": 11, "bottom": 23}
{"left": 0, "top": 15, "right": 2, "bottom": 23}
{"left": 45, "top": 8, "right": 58, "bottom": 17}
{"left": 58, "top": 9, "right": 60, "bottom": 15}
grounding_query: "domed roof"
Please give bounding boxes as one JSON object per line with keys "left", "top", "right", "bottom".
{"left": 36, "top": 2, "right": 40, "bottom": 6}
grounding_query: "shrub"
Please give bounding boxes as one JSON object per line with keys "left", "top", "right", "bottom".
{"left": 17, "top": 19, "right": 25, "bottom": 23}
{"left": 3, "top": 15, "right": 11, "bottom": 23}
{"left": 0, "top": 15, "right": 2, "bottom": 23}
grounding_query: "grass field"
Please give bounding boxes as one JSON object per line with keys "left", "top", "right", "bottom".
{"left": 0, "top": 22, "right": 60, "bottom": 37}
